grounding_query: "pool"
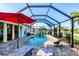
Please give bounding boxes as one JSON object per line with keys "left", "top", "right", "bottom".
{"left": 25, "top": 36, "right": 48, "bottom": 46}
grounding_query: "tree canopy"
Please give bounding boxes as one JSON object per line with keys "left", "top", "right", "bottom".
{"left": 71, "top": 11, "right": 79, "bottom": 25}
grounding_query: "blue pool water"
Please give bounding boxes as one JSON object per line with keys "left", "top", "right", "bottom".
{"left": 25, "top": 36, "right": 48, "bottom": 46}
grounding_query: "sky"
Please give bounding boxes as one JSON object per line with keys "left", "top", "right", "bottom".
{"left": 0, "top": 3, "right": 79, "bottom": 29}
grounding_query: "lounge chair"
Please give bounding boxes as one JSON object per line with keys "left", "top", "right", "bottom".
{"left": 54, "top": 38, "right": 63, "bottom": 44}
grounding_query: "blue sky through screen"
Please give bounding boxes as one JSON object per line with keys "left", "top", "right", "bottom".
{"left": 0, "top": 3, "right": 79, "bottom": 29}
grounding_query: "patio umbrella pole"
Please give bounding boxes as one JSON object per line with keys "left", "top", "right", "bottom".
{"left": 17, "top": 24, "right": 20, "bottom": 48}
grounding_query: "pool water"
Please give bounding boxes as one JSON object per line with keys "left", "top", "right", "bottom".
{"left": 25, "top": 36, "right": 48, "bottom": 46}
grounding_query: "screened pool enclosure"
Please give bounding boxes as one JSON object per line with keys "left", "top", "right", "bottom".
{"left": 18, "top": 3, "right": 79, "bottom": 48}
{"left": 0, "top": 3, "right": 79, "bottom": 48}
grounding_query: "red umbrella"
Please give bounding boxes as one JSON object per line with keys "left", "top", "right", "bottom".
{"left": 0, "top": 12, "right": 36, "bottom": 24}
{"left": 0, "top": 12, "right": 14, "bottom": 19}
{"left": 3, "top": 17, "right": 19, "bottom": 23}
{"left": 15, "top": 13, "right": 36, "bottom": 24}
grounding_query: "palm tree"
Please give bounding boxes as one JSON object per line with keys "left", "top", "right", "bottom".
{"left": 71, "top": 11, "right": 79, "bottom": 25}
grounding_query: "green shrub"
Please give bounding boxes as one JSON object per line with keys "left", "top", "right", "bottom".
{"left": 74, "top": 37, "right": 79, "bottom": 44}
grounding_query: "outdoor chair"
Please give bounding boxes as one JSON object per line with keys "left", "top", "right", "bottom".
{"left": 24, "top": 48, "right": 34, "bottom": 56}
{"left": 27, "top": 33, "right": 31, "bottom": 36}
{"left": 54, "top": 38, "right": 63, "bottom": 44}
